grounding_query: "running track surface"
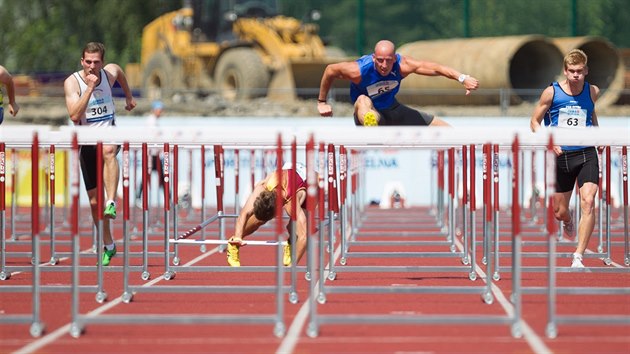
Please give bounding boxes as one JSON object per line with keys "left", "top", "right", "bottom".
{"left": 1, "top": 206, "right": 629, "bottom": 353}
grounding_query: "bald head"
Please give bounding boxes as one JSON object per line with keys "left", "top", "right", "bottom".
{"left": 372, "top": 40, "right": 396, "bottom": 76}
{"left": 374, "top": 40, "right": 395, "bottom": 57}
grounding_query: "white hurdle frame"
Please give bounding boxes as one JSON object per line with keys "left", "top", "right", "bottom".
{"left": 71, "top": 133, "right": 291, "bottom": 338}
{"left": 307, "top": 134, "right": 530, "bottom": 338}
{"left": 0, "top": 136, "right": 46, "bottom": 337}
{"left": 0, "top": 125, "right": 627, "bottom": 338}
{"left": 545, "top": 143, "right": 630, "bottom": 338}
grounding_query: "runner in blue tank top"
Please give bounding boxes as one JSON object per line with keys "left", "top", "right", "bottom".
{"left": 530, "top": 49, "right": 601, "bottom": 268}
{"left": 316, "top": 40, "right": 479, "bottom": 126}
{"left": 0, "top": 65, "right": 19, "bottom": 125}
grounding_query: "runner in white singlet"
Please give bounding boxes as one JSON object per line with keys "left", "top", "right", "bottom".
{"left": 63, "top": 42, "right": 136, "bottom": 266}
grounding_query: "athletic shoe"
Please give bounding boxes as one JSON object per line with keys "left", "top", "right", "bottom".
{"left": 101, "top": 245, "right": 117, "bottom": 266}
{"left": 283, "top": 243, "right": 292, "bottom": 266}
{"left": 571, "top": 254, "right": 584, "bottom": 268}
{"left": 363, "top": 112, "right": 378, "bottom": 126}
{"left": 562, "top": 214, "right": 574, "bottom": 239}
{"left": 104, "top": 202, "right": 117, "bottom": 219}
{"left": 227, "top": 242, "right": 240, "bottom": 267}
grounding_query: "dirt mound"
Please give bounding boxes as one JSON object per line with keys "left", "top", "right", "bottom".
{"left": 4, "top": 95, "right": 628, "bottom": 127}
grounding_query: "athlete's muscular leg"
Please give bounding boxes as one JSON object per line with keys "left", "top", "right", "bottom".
{"left": 87, "top": 188, "right": 114, "bottom": 245}
{"left": 354, "top": 95, "right": 380, "bottom": 125}
{"left": 102, "top": 144, "right": 119, "bottom": 202}
{"left": 283, "top": 191, "right": 308, "bottom": 263}
{"left": 552, "top": 190, "right": 573, "bottom": 224}
{"left": 575, "top": 182, "right": 598, "bottom": 255}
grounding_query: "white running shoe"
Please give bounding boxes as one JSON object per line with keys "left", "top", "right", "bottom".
{"left": 571, "top": 254, "right": 584, "bottom": 268}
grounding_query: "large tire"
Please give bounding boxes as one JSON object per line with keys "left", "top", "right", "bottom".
{"left": 214, "top": 48, "right": 269, "bottom": 100}
{"left": 142, "top": 52, "right": 183, "bottom": 101}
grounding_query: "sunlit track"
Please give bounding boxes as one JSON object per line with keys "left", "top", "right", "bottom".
{"left": 1, "top": 126, "right": 628, "bottom": 353}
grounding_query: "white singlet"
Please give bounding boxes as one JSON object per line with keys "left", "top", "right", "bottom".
{"left": 73, "top": 69, "right": 116, "bottom": 127}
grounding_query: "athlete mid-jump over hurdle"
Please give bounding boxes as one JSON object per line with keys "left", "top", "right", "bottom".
{"left": 227, "top": 162, "right": 308, "bottom": 267}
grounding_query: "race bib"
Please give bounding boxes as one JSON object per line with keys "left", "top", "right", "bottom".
{"left": 366, "top": 80, "right": 398, "bottom": 97}
{"left": 558, "top": 106, "right": 587, "bottom": 128}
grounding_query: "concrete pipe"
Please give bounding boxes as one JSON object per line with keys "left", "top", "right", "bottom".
{"left": 396, "top": 35, "right": 564, "bottom": 105}
{"left": 553, "top": 36, "right": 624, "bottom": 107}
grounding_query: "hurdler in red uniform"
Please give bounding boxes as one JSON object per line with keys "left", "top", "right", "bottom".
{"left": 227, "top": 162, "right": 309, "bottom": 267}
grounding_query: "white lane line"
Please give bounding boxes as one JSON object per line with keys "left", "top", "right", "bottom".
{"left": 276, "top": 246, "right": 341, "bottom": 354}
{"left": 18, "top": 225, "right": 601, "bottom": 354}
{"left": 276, "top": 294, "right": 312, "bottom": 354}
{"left": 8, "top": 245, "right": 96, "bottom": 277}
{"left": 452, "top": 237, "right": 552, "bottom": 354}
{"left": 12, "top": 248, "right": 220, "bottom": 354}
{"left": 276, "top": 227, "right": 554, "bottom": 354}
{"left": 585, "top": 246, "right": 626, "bottom": 268}
{"left": 8, "top": 229, "right": 135, "bottom": 277}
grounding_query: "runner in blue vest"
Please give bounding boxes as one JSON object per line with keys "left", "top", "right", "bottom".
{"left": 530, "top": 49, "right": 601, "bottom": 268}
{"left": 317, "top": 40, "right": 479, "bottom": 126}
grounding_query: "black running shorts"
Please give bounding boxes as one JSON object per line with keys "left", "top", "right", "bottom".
{"left": 354, "top": 100, "right": 434, "bottom": 126}
{"left": 555, "top": 147, "right": 599, "bottom": 193}
{"left": 79, "top": 145, "right": 120, "bottom": 191}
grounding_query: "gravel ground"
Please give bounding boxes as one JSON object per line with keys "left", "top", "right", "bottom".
{"left": 5, "top": 94, "right": 629, "bottom": 127}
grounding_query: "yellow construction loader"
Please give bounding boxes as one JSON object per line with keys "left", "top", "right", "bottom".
{"left": 126, "top": 0, "right": 346, "bottom": 101}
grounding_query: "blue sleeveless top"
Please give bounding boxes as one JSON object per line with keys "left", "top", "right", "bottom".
{"left": 544, "top": 81, "right": 595, "bottom": 151}
{"left": 350, "top": 53, "right": 403, "bottom": 110}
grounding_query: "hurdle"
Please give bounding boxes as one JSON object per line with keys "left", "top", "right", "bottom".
{"left": 544, "top": 141, "right": 630, "bottom": 338}
{"left": 0, "top": 140, "right": 110, "bottom": 276}
{"left": 3, "top": 141, "right": 170, "bottom": 282}
{"left": 329, "top": 143, "right": 478, "bottom": 283}
{"left": 1, "top": 124, "right": 626, "bottom": 339}
{"left": 130, "top": 143, "right": 167, "bottom": 229}
{"left": 127, "top": 142, "right": 184, "bottom": 280}
{"left": 307, "top": 129, "right": 541, "bottom": 338}
{"left": 302, "top": 126, "right": 627, "bottom": 338}
{"left": 467, "top": 134, "right": 629, "bottom": 311}
{"left": 338, "top": 141, "right": 510, "bottom": 283}
{"left": 0, "top": 142, "right": 9, "bottom": 280}
{"left": 0, "top": 132, "right": 145, "bottom": 317}
{"left": 182, "top": 144, "right": 236, "bottom": 255}
{"left": 163, "top": 143, "right": 287, "bottom": 269}
{"left": 1, "top": 129, "right": 56, "bottom": 268}
{"left": 0, "top": 136, "right": 45, "bottom": 337}
{"left": 164, "top": 141, "right": 307, "bottom": 304}
{"left": 124, "top": 142, "right": 238, "bottom": 279}
{"left": 70, "top": 130, "right": 299, "bottom": 338}
{"left": 493, "top": 144, "right": 629, "bottom": 278}
{"left": 41, "top": 144, "right": 69, "bottom": 265}
{"left": 286, "top": 137, "right": 300, "bottom": 295}
{"left": 625, "top": 146, "right": 630, "bottom": 266}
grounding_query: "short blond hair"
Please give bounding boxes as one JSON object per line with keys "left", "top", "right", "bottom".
{"left": 564, "top": 49, "right": 587, "bottom": 69}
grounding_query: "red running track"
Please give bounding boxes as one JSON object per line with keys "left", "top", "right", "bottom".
{"left": 1, "top": 205, "right": 629, "bottom": 353}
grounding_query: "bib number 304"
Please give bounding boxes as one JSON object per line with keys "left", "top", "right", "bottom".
{"left": 91, "top": 105, "right": 108, "bottom": 116}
